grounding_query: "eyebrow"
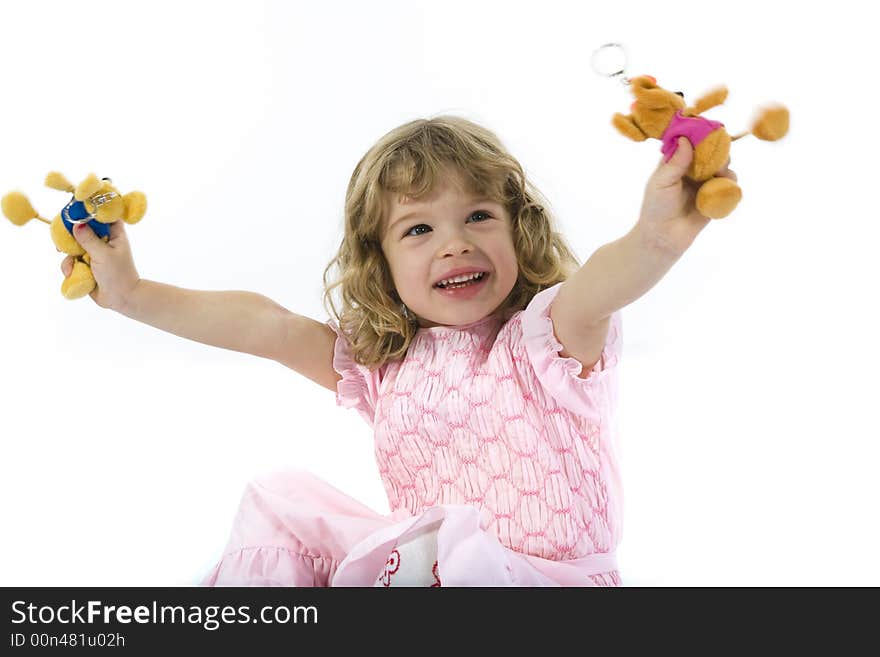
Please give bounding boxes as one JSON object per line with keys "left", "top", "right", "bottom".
{"left": 386, "top": 196, "right": 494, "bottom": 235}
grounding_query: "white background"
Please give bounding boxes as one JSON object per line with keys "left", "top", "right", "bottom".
{"left": 1, "top": 0, "right": 877, "bottom": 586}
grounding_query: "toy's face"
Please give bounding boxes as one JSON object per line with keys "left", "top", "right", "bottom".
{"left": 83, "top": 178, "right": 124, "bottom": 222}
{"left": 628, "top": 76, "right": 688, "bottom": 139}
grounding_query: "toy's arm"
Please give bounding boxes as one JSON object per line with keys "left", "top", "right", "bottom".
{"left": 45, "top": 172, "right": 75, "bottom": 193}
{"left": 685, "top": 86, "right": 728, "bottom": 116}
{"left": 612, "top": 113, "right": 648, "bottom": 141}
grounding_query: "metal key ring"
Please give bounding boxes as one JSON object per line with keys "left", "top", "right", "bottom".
{"left": 61, "top": 191, "right": 119, "bottom": 225}
{"left": 591, "top": 42, "right": 630, "bottom": 86}
{"left": 62, "top": 199, "right": 93, "bottom": 225}
{"left": 90, "top": 191, "right": 119, "bottom": 207}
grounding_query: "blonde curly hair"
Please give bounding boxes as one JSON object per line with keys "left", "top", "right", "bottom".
{"left": 322, "top": 115, "right": 581, "bottom": 370}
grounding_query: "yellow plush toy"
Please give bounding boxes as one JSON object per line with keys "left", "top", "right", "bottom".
{"left": 2, "top": 173, "right": 146, "bottom": 299}
{"left": 612, "top": 75, "right": 789, "bottom": 218}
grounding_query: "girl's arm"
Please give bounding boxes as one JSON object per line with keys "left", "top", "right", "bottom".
{"left": 67, "top": 221, "right": 290, "bottom": 360}
{"left": 118, "top": 281, "right": 291, "bottom": 361}
{"left": 121, "top": 282, "right": 342, "bottom": 391}
{"left": 551, "top": 138, "right": 735, "bottom": 372}
{"left": 66, "top": 221, "right": 341, "bottom": 390}
{"left": 553, "top": 224, "right": 684, "bottom": 333}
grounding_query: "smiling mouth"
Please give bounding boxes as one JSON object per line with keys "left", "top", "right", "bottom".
{"left": 434, "top": 272, "right": 489, "bottom": 289}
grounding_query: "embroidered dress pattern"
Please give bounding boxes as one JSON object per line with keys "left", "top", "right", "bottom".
{"left": 203, "top": 282, "right": 623, "bottom": 587}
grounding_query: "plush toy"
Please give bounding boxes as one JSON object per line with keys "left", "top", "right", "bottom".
{"left": 612, "top": 75, "right": 789, "bottom": 218}
{"left": 2, "top": 173, "right": 146, "bottom": 299}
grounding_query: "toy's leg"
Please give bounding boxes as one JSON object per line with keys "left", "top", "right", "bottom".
{"left": 61, "top": 258, "right": 96, "bottom": 299}
{"left": 695, "top": 177, "right": 742, "bottom": 219}
{"left": 50, "top": 216, "right": 85, "bottom": 256}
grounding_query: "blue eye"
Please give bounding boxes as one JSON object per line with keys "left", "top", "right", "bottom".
{"left": 404, "top": 211, "right": 492, "bottom": 237}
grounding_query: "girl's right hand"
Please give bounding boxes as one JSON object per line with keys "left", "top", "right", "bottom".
{"left": 61, "top": 221, "right": 141, "bottom": 312}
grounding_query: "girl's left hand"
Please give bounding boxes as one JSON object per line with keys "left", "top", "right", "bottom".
{"left": 636, "top": 137, "right": 738, "bottom": 255}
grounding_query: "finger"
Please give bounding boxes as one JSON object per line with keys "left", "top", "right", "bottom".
{"left": 653, "top": 137, "right": 693, "bottom": 188}
{"left": 719, "top": 167, "right": 738, "bottom": 182}
{"left": 72, "top": 223, "right": 108, "bottom": 256}
{"left": 716, "top": 156, "right": 734, "bottom": 174}
{"left": 60, "top": 255, "right": 74, "bottom": 277}
{"left": 109, "top": 220, "right": 126, "bottom": 242}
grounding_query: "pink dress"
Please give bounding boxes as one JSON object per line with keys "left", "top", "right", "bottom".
{"left": 202, "top": 282, "right": 624, "bottom": 586}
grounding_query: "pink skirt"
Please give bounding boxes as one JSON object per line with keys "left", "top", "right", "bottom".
{"left": 201, "top": 469, "right": 620, "bottom": 587}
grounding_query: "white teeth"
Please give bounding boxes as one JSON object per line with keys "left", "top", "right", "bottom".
{"left": 437, "top": 272, "right": 485, "bottom": 288}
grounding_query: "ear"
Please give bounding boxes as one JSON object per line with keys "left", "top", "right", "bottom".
{"left": 74, "top": 173, "right": 102, "bottom": 202}
{"left": 612, "top": 113, "right": 648, "bottom": 141}
{"left": 629, "top": 76, "right": 673, "bottom": 110}
{"left": 122, "top": 191, "right": 147, "bottom": 224}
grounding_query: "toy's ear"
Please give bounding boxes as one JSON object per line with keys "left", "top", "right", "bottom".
{"left": 122, "top": 191, "right": 147, "bottom": 224}
{"left": 74, "top": 173, "right": 102, "bottom": 202}
{"left": 612, "top": 113, "right": 648, "bottom": 141}
{"left": 629, "top": 75, "right": 671, "bottom": 110}
{"left": 45, "top": 172, "right": 75, "bottom": 193}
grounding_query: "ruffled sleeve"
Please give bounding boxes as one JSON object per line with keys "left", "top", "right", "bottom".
{"left": 519, "top": 282, "right": 622, "bottom": 422}
{"left": 325, "top": 320, "right": 382, "bottom": 428}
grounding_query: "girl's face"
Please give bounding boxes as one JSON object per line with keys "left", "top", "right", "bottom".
{"left": 380, "top": 171, "right": 519, "bottom": 329}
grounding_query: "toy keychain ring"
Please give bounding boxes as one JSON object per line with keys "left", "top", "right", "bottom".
{"left": 61, "top": 191, "right": 119, "bottom": 225}
{"left": 61, "top": 201, "right": 86, "bottom": 225}
{"left": 591, "top": 43, "right": 630, "bottom": 86}
{"left": 62, "top": 176, "right": 119, "bottom": 225}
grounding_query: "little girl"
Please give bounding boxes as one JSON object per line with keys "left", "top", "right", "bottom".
{"left": 64, "top": 115, "right": 734, "bottom": 587}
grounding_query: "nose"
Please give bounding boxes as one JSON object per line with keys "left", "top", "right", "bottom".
{"left": 441, "top": 241, "right": 472, "bottom": 257}
{"left": 437, "top": 229, "right": 474, "bottom": 258}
